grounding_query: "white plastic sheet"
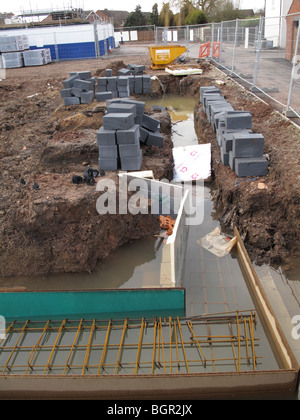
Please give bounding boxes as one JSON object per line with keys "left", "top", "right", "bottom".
{"left": 200, "top": 227, "right": 237, "bottom": 257}
{"left": 172, "top": 143, "right": 211, "bottom": 182}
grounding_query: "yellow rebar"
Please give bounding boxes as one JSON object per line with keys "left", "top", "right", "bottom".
{"left": 114, "top": 318, "right": 128, "bottom": 375}
{"left": 43, "top": 319, "right": 67, "bottom": 374}
{"left": 243, "top": 315, "right": 250, "bottom": 366}
{"left": 0, "top": 321, "right": 15, "bottom": 347}
{"left": 169, "top": 317, "right": 172, "bottom": 374}
{"left": 98, "top": 319, "right": 112, "bottom": 375}
{"left": 177, "top": 317, "right": 190, "bottom": 374}
{"left": 2, "top": 320, "right": 29, "bottom": 374}
{"left": 187, "top": 321, "right": 206, "bottom": 368}
{"left": 82, "top": 319, "right": 96, "bottom": 375}
{"left": 236, "top": 311, "right": 241, "bottom": 371}
{"left": 159, "top": 318, "right": 166, "bottom": 374}
{"left": 26, "top": 320, "right": 50, "bottom": 374}
{"left": 63, "top": 318, "right": 83, "bottom": 375}
{"left": 249, "top": 312, "right": 257, "bottom": 370}
{"left": 151, "top": 319, "right": 157, "bottom": 374}
{"left": 173, "top": 319, "right": 180, "bottom": 373}
{"left": 133, "top": 318, "right": 144, "bottom": 375}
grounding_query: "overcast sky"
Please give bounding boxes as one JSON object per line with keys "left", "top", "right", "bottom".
{"left": 1, "top": 0, "right": 265, "bottom": 15}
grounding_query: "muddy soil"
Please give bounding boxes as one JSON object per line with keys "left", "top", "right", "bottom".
{"left": 0, "top": 57, "right": 299, "bottom": 278}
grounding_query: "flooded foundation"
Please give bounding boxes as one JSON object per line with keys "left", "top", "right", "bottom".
{"left": 0, "top": 65, "right": 299, "bottom": 398}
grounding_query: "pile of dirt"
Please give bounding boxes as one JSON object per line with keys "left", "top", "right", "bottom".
{"left": 192, "top": 68, "right": 300, "bottom": 267}
{"left": 0, "top": 64, "right": 173, "bottom": 278}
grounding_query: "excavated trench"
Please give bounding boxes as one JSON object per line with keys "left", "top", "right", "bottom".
{"left": 0, "top": 62, "right": 299, "bottom": 283}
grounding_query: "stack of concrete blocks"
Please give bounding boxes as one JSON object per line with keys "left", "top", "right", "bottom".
{"left": 61, "top": 71, "right": 95, "bottom": 105}
{"left": 106, "top": 98, "right": 163, "bottom": 148}
{"left": 200, "top": 86, "right": 268, "bottom": 177}
{"left": 98, "top": 102, "right": 142, "bottom": 171}
{"left": 118, "top": 64, "right": 150, "bottom": 94}
{"left": 0, "top": 35, "right": 29, "bottom": 68}
{"left": 2, "top": 52, "right": 24, "bottom": 68}
{"left": 117, "top": 76, "right": 130, "bottom": 98}
{"left": 0, "top": 35, "right": 29, "bottom": 52}
{"left": 23, "top": 48, "right": 52, "bottom": 66}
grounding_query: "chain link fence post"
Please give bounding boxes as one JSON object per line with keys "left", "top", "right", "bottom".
{"left": 252, "top": 16, "right": 263, "bottom": 90}
{"left": 231, "top": 18, "right": 239, "bottom": 75}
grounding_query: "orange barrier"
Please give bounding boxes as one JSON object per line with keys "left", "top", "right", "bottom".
{"left": 198, "top": 42, "right": 210, "bottom": 58}
{"left": 199, "top": 42, "right": 221, "bottom": 58}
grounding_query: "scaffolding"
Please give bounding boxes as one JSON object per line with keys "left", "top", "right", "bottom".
{"left": 0, "top": 310, "right": 260, "bottom": 376}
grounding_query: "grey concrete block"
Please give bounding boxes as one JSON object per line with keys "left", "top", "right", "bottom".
{"left": 232, "top": 133, "right": 264, "bottom": 157}
{"left": 103, "top": 113, "right": 135, "bottom": 130}
{"left": 106, "top": 103, "right": 137, "bottom": 118}
{"left": 235, "top": 157, "right": 268, "bottom": 177}
{"left": 106, "top": 77, "right": 117, "bottom": 89}
{"left": 73, "top": 79, "right": 94, "bottom": 91}
{"left": 117, "top": 76, "right": 129, "bottom": 86}
{"left": 208, "top": 100, "right": 230, "bottom": 123}
{"left": 105, "top": 69, "right": 112, "bottom": 77}
{"left": 77, "top": 71, "right": 92, "bottom": 80}
{"left": 146, "top": 131, "right": 164, "bottom": 147}
{"left": 118, "top": 139, "right": 140, "bottom": 158}
{"left": 130, "top": 64, "right": 145, "bottom": 74}
{"left": 143, "top": 87, "right": 151, "bottom": 94}
{"left": 229, "top": 151, "right": 235, "bottom": 170}
{"left": 120, "top": 150, "right": 142, "bottom": 171}
{"left": 64, "top": 97, "right": 80, "bottom": 105}
{"left": 60, "top": 89, "right": 72, "bottom": 98}
{"left": 220, "top": 146, "right": 229, "bottom": 166}
{"left": 81, "top": 90, "right": 95, "bottom": 104}
{"left": 120, "top": 99, "right": 145, "bottom": 116}
{"left": 97, "top": 127, "right": 116, "bottom": 146}
{"left": 118, "top": 68, "right": 131, "bottom": 75}
{"left": 70, "top": 87, "right": 83, "bottom": 97}
{"left": 99, "top": 157, "right": 118, "bottom": 171}
{"left": 116, "top": 125, "right": 140, "bottom": 145}
{"left": 62, "top": 74, "right": 79, "bottom": 88}
{"left": 225, "top": 111, "right": 252, "bottom": 130}
{"left": 97, "top": 77, "right": 107, "bottom": 86}
{"left": 203, "top": 93, "right": 222, "bottom": 108}
{"left": 200, "top": 86, "right": 221, "bottom": 103}
{"left": 142, "top": 114, "right": 160, "bottom": 132}
{"left": 139, "top": 127, "right": 149, "bottom": 143}
{"left": 97, "top": 85, "right": 107, "bottom": 93}
{"left": 118, "top": 89, "right": 130, "bottom": 98}
{"left": 99, "top": 145, "right": 118, "bottom": 158}
{"left": 96, "top": 92, "right": 113, "bottom": 102}
{"left": 143, "top": 75, "right": 151, "bottom": 84}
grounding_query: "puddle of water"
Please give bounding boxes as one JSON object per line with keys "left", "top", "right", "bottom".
{"left": 147, "top": 95, "right": 198, "bottom": 147}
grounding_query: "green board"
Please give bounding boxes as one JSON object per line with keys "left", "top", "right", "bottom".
{"left": 0, "top": 288, "right": 185, "bottom": 321}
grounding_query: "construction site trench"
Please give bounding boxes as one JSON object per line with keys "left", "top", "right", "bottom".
{"left": 0, "top": 59, "right": 299, "bottom": 287}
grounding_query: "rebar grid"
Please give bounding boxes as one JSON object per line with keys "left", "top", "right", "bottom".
{"left": 0, "top": 311, "right": 260, "bottom": 376}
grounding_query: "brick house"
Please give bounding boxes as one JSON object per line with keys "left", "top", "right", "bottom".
{"left": 285, "top": 0, "right": 300, "bottom": 60}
